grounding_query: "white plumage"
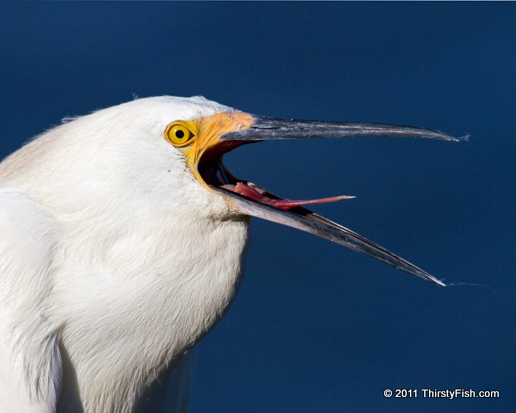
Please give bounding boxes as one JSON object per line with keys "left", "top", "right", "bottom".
{"left": 0, "top": 96, "right": 457, "bottom": 412}
{"left": 0, "top": 97, "right": 249, "bottom": 412}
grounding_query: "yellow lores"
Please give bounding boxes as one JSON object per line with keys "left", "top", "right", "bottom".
{"left": 164, "top": 111, "right": 254, "bottom": 190}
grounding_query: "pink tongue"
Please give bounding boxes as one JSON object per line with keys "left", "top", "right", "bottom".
{"left": 234, "top": 182, "right": 354, "bottom": 210}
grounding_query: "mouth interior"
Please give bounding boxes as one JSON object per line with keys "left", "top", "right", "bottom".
{"left": 197, "top": 151, "right": 445, "bottom": 286}
{"left": 199, "top": 159, "right": 352, "bottom": 211}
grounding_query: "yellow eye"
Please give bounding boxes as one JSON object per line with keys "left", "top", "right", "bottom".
{"left": 165, "top": 123, "right": 194, "bottom": 147}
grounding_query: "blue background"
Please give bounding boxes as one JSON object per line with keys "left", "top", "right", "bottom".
{"left": 1, "top": 3, "right": 514, "bottom": 412}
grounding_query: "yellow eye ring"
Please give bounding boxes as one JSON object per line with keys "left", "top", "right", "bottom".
{"left": 165, "top": 123, "right": 194, "bottom": 147}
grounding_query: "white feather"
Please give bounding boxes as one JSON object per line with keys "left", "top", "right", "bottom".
{"left": 0, "top": 96, "right": 250, "bottom": 412}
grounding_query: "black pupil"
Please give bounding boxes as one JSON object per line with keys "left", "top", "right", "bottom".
{"left": 176, "top": 129, "right": 185, "bottom": 139}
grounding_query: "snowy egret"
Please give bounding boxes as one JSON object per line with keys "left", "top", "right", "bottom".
{"left": 0, "top": 96, "right": 458, "bottom": 412}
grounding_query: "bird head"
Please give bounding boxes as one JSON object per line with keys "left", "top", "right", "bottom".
{"left": 112, "top": 95, "right": 457, "bottom": 286}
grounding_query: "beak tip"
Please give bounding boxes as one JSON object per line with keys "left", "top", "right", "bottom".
{"left": 421, "top": 273, "right": 446, "bottom": 287}
{"left": 435, "top": 279, "right": 447, "bottom": 287}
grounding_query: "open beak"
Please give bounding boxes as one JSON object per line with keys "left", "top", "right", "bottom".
{"left": 196, "top": 114, "right": 460, "bottom": 286}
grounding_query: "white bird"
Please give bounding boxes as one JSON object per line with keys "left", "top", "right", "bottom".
{"left": 0, "top": 96, "right": 458, "bottom": 413}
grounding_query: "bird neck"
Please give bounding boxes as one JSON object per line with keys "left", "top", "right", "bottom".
{"left": 54, "top": 214, "right": 250, "bottom": 412}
